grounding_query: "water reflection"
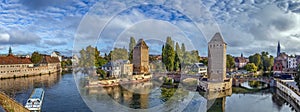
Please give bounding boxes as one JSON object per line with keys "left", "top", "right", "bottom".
{"left": 0, "top": 72, "right": 61, "bottom": 97}
{"left": 0, "top": 72, "right": 91, "bottom": 112}
{"left": 240, "top": 81, "right": 268, "bottom": 89}
{"left": 76, "top": 71, "right": 298, "bottom": 112}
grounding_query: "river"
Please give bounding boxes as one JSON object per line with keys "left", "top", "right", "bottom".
{"left": 0, "top": 72, "right": 297, "bottom": 112}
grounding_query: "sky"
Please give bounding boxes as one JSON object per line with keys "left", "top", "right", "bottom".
{"left": 0, "top": 0, "right": 300, "bottom": 57}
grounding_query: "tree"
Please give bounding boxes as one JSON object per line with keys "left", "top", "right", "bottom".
{"left": 244, "top": 63, "right": 258, "bottom": 73}
{"left": 258, "top": 51, "right": 274, "bottom": 72}
{"left": 199, "top": 58, "right": 208, "bottom": 66}
{"left": 174, "top": 53, "right": 180, "bottom": 71}
{"left": 79, "top": 45, "right": 108, "bottom": 68}
{"left": 181, "top": 43, "right": 186, "bottom": 53}
{"left": 163, "top": 37, "right": 175, "bottom": 71}
{"left": 249, "top": 53, "right": 262, "bottom": 69}
{"left": 79, "top": 45, "right": 96, "bottom": 68}
{"left": 31, "top": 51, "right": 42, "bottom": 64}
{"left": 110, "top": 48, "right": 128, "bottom": 61}
{"left": 226, "top": 54, "right": 235, "bottom": 69}
{"left": 129, "top": 37, "right": 136, "bottom": 62}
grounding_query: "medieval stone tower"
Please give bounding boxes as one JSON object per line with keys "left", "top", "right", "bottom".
{"left": 208, "top": 32, "right": 227, "bottom": 82}
{"left": 133, "top": 39, "right": 149, "bottom": 74}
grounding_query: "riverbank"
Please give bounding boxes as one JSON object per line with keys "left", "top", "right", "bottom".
{"left": 0, "top": 70, "right": 61, "bottom": 80}
{"left": 87, "top": 74, "right": 152, "bottom": 87}
{"left": 0, "top": 92, "right": 29, "bottom": 112}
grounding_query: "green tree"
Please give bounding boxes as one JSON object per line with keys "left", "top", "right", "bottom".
{"left": 163, "top": 37, "right": 175, "bottom": 71}
{"left": 129, "top": 37, "right": 136, "bottom": 62}
{"left": 244, "top": 63, "right": 258, "bottom": 73}
{"left": 199, "top": 58, "right": 208, "bottom": 66}
{"left": 258, "top": 51, "right": 274, "bottom": 72}
{"left": 249, "top": 53, "right": 262, "bottom": 69}
{"left": 174, "top": 53, "right": 180, "bottom": 71}
{"left": 110, "top": 48, "right": 128, "bottom": 61}
{"left": 31, "top": 51, "right": 42, "bottom": 64}
{"left": 79, "top": 45, "right": 107, "bottom": 68}
{"left": 181, "top": 43, "right": 186, "bottom": 53}
{"left": 226, "top": 54, "right": 235, "bottom": 69}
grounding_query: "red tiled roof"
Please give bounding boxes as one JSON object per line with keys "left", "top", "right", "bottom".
{"left": 0, "top": 55, "right": 32, "bottom": 65}
{"left": 235, "top": 57, "right": 247, "bottom": 63}
{"left": 41, "top": 55, "right": 60, "bottom": 64}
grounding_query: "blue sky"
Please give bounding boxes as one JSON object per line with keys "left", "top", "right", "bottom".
{"left": 0, "top": 0, "right": 300, "bottom": 57}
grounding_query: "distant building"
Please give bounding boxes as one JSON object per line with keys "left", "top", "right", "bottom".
{"left": 39, "top": 55, "right": 61, "bottom": 71}
{"left": 273, "top": 53, "right": 288, "bottom": 74}
{"left": 191, "top": 63, "right": 207, "bottom": 76}
{"left": 234, "top": 53, "right": 248, "bottom": 69}
{"left": 273, "top": 41, "right": 297, "bottom": 76}
{"left": 0, "top": 47, "right": 61, "bottom": 79}
{"left": 133, "top": 39, "right": 149, "bottom": 74}
{"left": 72, "top": 55, "right": 79, "bottom": 66}
{"left": 102, "top": 60, "right": 133, "bottom": 78}
{"left": 51, "top": 51, "right": 62, "bottom": 62}
{"left": 277, "top": 41, "right": 281, "bottom": 57}
{"left": 288, "top": 57, "right": 297, "bottom": 69}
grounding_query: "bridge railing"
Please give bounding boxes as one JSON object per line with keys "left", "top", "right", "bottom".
{"left": 277, "top": 80, "right": 300, "bottom": 96}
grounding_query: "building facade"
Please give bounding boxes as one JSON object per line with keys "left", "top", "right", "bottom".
{"left": 102, "top": 60, "right": 133, "bottom": 78}
{"left": 51, "top": 51, "right": 62, "bottom": 62}
{"left": 191, "top": 63, "right": 207, "bottom": 76}
{"left": 234, "top": 53, "right": 248, "bottom": 69}
{"left": 133, "top": 39, "right": 149, "bottom": 74}
{"left": 288, "top": 57, "right": 297, "bottom": 69}
{"left": 208, "top": 32, "right": 227, "bottom": 82}
{"left": 0, "top": 48, "right": 61, "bottom": 79}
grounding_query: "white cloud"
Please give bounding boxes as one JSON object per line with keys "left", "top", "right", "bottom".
{"left": 0, "top": 33, "right": 10, "bottom": 42}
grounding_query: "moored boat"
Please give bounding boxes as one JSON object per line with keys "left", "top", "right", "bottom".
{"left": 25, "top": 88, "right": 44, "bottom": 111}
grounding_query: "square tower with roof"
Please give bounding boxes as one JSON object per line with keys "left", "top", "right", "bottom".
{"left": 208, "top": 32, "right": 227, "bottom": 82}
{"left": 133, "top": 39, "right": 149, "bottom": 74}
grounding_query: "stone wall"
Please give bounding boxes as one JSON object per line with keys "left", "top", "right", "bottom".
{"left": 0, "top": 92, "right": 29, "bottom": 112}
{"left": 199, "top": 79, "right": 232, "bottom": 92}
{"left": 0, "top": 63, "right": 60, "bottom": 79}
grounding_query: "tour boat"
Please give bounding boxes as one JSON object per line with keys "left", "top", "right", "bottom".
{"left": 25, "top": 88, "right": 45, "bottom": 111}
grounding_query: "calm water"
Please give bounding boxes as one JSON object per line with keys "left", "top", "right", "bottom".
{"left": 0, "top": 72, "right": 91, "bottom": 112}
{"left": 0, "top": 72, "right": 297, "bottom": 112}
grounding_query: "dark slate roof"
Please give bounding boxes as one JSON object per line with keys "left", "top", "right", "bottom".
{"left": 135, "top": 39, "right": 149, "bottom": 49}
{"left": 209, "top": 32, "right": 227, "bottom": 44}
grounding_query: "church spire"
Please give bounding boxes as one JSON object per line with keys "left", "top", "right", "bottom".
{"left": 8, "top": 46, "right": 12, "bottom": 55}
{"left": 241, "top": 53, "right": 243, "bottom": 58}
{"left": 277, "top": 41, "right": 280, "bottom": 57}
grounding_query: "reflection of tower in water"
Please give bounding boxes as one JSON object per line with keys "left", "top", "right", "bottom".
{"left": 207, "top": 97, "right": 226, "bottom": 112}
{"left": 102, "top": 81, "right": 152, "bottom": 109}
{"left": 205, "top": 88, "right": 232, "bottom": 112}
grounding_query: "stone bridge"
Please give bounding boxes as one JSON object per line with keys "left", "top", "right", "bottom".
{"left": 232, "top": 77, "right": 273, "bottom": 86}
{"left": 153, "top": 73, "right": 200, "bottom": 83}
